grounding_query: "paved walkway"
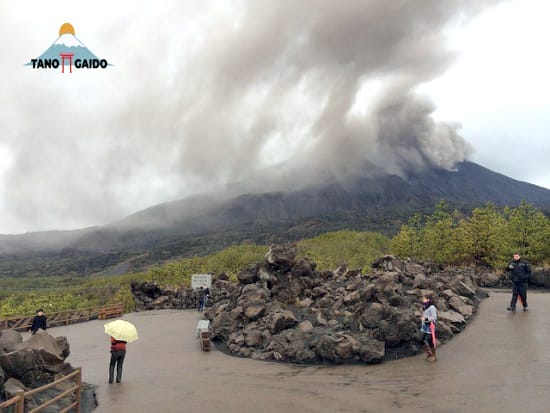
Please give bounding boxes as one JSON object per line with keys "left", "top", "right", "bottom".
{"left": 43, "top": 291, "right": 550, "bottom": 413}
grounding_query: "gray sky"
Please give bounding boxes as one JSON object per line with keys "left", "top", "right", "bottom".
{"left": 0, "top": 0, "right": 548, "bottom": 234}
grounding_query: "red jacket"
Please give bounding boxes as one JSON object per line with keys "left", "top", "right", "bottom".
{"left": 110, "top": 337, "right": 127, "bottom": 351}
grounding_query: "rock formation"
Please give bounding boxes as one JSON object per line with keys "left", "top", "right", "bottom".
{"left": 0, "top": 330, "right": 97, "bottom": 412}
{"left": 526, "top": 267, "right": 550, "bottom": 288}
{"left": 130, "top": 245, "right": 549, "bottom": 365}
{"left": 204, "top": 245, "right": 488, "bottom": 364}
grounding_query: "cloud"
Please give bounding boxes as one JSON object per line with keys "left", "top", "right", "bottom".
{"left": 0, "top": 0, "right": 501, "bottom": 233}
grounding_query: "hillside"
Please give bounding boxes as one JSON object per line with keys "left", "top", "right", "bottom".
{"left": 0, "top": 161, "right": 549, "bottom": 277}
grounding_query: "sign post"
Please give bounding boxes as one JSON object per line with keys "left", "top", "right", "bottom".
{"left": 191, "top": 274, "right": 212, "bottom": 290}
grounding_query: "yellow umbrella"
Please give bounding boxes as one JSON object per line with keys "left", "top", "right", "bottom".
{"left": 104, "top": 319, "right": 139, "bottom": 343}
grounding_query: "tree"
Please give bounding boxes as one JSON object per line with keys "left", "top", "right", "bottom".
{"left": 504, "top": 201, "right": 550, "bottom": 264}
{"left": 390, "top": 214, "right": 423, "bottom": 259}
{"left": 458, "top": 203, "right": 508, "bottom": 267}
{"left": 421, "top": 200, "right": 460, "bottom": 265}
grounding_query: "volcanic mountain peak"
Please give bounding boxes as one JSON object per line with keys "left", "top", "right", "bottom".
{"left": 0, "top": 161, "right": 549, "bottom": 257}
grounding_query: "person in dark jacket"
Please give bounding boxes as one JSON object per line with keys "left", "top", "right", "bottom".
{"left": 197, "top": 286, "right": 204, "bottom": 312}
{"left": 109, "top": 336, "right": 127, "bottom": 383}
{"left": 506, "top": 252, "right": 531, "bottom": 312}
{"left": 201, "top": 285, "right": 210, "bottom": 312}
{"left": 29, "top": 309, "right": 47, "bottom": 334}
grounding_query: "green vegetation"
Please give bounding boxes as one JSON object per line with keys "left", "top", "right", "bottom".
{"left": 0, "top": 233, "right": 389, "bottom": 318}
{"left": 0, "top": 293, "right": 100, "bottom": 318}
{"left": 296, "top": 230, "right": 390, "bottom": 269}
{"left": 391, "top": 201, "right": 550, "bottom": 268}
{"left": 1, "top": 202, "right": 548, "bottom": 318}
{"left": 140, "top": 244, "right": 267, "bottom": 286}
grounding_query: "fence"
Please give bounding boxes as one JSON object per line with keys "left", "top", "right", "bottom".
{"left": 0, "top": 303, "right": 124, "bottom": 332}
{"left": 0, "top": 368, "right": 82, "bottom": 412}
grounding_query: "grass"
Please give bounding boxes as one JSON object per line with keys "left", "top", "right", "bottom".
{"left": 0, "top": 230, "right": 389, "bottom": 318}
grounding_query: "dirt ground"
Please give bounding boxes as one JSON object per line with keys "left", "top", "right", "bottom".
{"left": 40, "top": 291, "right": 550, "bottom": 413}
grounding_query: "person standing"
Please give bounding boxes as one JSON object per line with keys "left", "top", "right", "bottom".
{"left": 506, "top": 252, "right": 531, "bottom": 312}
{"left": 197, "top": 286, "right": 204, "bottom": 312}
{"left": 201, "top": 285, "right": 210, "bottom": 311}
{"left": 420, "top": 296, "right": 437, "bottom": 362}
{"left": 109, "top": 336, "right": 127, "bottom": 383}
{"left": 29, "top": 309, "right": 47, "bottom": 334}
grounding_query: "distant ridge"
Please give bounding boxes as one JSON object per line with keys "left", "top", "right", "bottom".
{"left": 97, "top": 161, "right": 550, "bottom": 243}
{"left": 0, "top": 161, "right": 549, "bottom": 276}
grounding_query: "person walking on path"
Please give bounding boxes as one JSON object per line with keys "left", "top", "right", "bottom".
{"left": 506, "top": 252, "right": 531, "bottom": 312}
{"left": 29, "top": 309, "right": 47, "bottom": 334}
{"left": 420, "top": 296, "right": 437, "bottom": 362}
{"left": 109, "top": 336, "right": 127, "bottom": 383}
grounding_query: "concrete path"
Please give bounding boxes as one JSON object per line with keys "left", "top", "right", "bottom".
{"left": 43, "top": 291, "right": 550, "bottom": 413}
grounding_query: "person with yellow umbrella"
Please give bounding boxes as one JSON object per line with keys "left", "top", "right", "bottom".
{"left": 104, "top": 319, "right": 138, "bottom": 383}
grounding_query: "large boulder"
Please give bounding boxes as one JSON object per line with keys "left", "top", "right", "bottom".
{"left": 0, "top": 348, "right": 41, "bottom": 385}
{"left": 3, "top": 377, "right": 27, "bottom": 398}
{"left": 16, "top": 331, "right": 70, "bottom": 360}
{"left": 266, "top": 330, "right": 316, "bottom": 363}
{"left": 0, "top": 332, "right": 71, "bottom": 386}
{"left": 438, "top": 310, "right": 466, "bottom": 327}
{"left": 267, "top": 311, "right": 298, "bottom": 335}
{"left": 132, "top": 281, "right": 161, "bottom": 298}
{"left": 237, "top": 284, "right": 269, "bottom": 306}
{"left": 0, "top": 329, "right": 23, "bottom": 353}
{"left": 243, "top": 324, "right": 264, "bottom": 347}
{"left": 291, "top": 257, "right": 316, "bottom": 278}
{"left": 0, "top": 331, "right": 97, "bottom": 413}
{"left": 244, "top": 305, "right": 265, "bottom": 321}
{"left": 371, "top": 255, "right": 398, "bottom": 272}
{"left": 211, "top": 308, "right": 244, "bottom": 340}
{"left": 447, "top": 296, "right": 474, "bottom": 318}
{"left": 313, "top": 335, "right": 339, "bottom": 361}
{"left": 356, "top": 336, "right": 386, "bottom": 363}
{"left": 478, "top": 271, "right": 502, "bottom": 287}
{"left": 237, "top": 264, "right": 259, "bottom": 284}
{"left": 265, "top": 244, "right": 296, "bottom": 272}
{"left": 530, "top": 267, "right": 550, "bottom": 288}
{"left": 359, "top": 303, "right": 386, "bottom": 329}
{"left": 452, "top": 281, "right": 477, "bottom": 298}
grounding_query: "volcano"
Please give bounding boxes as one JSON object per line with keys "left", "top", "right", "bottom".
{"left": 1, "top": 161, "right": 549, "bottom": 266}
{"left": 0, "top": 161, "right": 548, "bottom": 279}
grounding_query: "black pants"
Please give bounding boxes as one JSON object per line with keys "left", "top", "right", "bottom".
{"left": 510, "top": 281, "right": 528, "bottom": 309}
{"left": 422, "top": 332, "right": 435, "bottom": 349}
{"left": 109, "top": 350, "right": 126, "bottom": 383}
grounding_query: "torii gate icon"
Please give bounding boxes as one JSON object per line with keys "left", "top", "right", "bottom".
{"left": 59, "top": 53, "right": 74, "bottom": 73}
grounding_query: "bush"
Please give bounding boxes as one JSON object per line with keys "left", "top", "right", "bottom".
{"left": 297, "top": 230, "right": 390, "bottom": 270}
{"left": 390, "top": 201, "right": 550, "bottom": 267}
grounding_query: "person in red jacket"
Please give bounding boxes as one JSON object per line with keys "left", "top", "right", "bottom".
{"left": 109, "top": 336, "right": 127, "bottom": 383}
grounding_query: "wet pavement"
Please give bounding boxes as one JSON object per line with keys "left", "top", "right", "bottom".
{"left": 42, "top": 291, "right": 550, "bottom": 413}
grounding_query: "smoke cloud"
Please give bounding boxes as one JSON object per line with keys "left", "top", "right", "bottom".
{"left": 0, "top": 0, "right": 500, "bottom": 233}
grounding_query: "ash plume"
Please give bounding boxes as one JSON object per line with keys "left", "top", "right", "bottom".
{"left": 0, "top": 0, "right": 501, "bottom": 233}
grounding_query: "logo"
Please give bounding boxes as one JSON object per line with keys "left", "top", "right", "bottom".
{"left": 26, "top": 23, "right": 111, "bottom": 73}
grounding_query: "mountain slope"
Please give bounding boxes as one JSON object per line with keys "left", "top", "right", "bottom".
{"left": 105, "top": 161, "right": 550, "bottom": 238}
{"left": 0, "top": 161, "right": 549, "bottom": 276}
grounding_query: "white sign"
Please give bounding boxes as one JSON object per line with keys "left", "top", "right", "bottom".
{"left": 191, "top": 274, "right": 212, "bottom": 290}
